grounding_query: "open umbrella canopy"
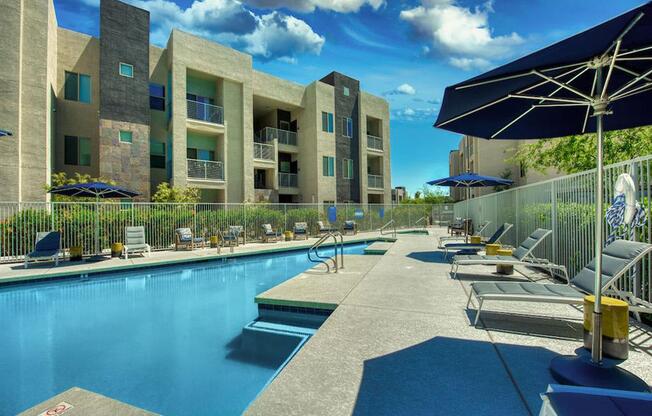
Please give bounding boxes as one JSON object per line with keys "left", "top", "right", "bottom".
{"left": 428, "top": 172, "right": 513, "bottom": 188}
{"left": 48, "top": 182, "right": 139, "bottom": 199}
{"left": 435, "top": 1, "right": 652, "bottom": 139}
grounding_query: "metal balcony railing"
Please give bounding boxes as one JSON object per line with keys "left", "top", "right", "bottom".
{"left": 253, "top": 142, "right": 275, "bottom": 161}
{"left": 367, "top": 134, "right": 383, "bottom": 151}
{"left": 278, "top": 172, "right": 298, "bottom": 188}
{"left": 261, "top": 127, "right": 297, "bottom": 146}
{"left": 187, "top": 99, "right": 224, "bottom": 125}
{"left": 187, "top": 159, "right": 224, "bottom": 181}
{"left": 368, "top": 174, "right": 384, "bottom": 189}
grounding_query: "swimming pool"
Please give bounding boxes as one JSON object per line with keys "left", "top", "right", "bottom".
{"left": 1, "top": 243, "right": 368, "bottom": 415}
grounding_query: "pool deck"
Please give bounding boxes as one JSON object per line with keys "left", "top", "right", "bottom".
{"left": 0, "top": 231, "right": 391, "bottom": 284}
{"left": 246, "top": 229, "right": 652, "bottom": 416}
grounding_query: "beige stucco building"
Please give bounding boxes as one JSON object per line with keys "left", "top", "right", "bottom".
{"left": 449, "top": 135, "right": 563, "bottom": 201}
{"left": 0, "top": 0, "right": 392, "bottom": 204}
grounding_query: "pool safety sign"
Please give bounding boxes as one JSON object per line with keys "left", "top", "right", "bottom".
{"left": 37, "top": 402, "right": 74, "bottom": 416}
{"left": 354, "top": 209, "right": 364, "bottom": 219}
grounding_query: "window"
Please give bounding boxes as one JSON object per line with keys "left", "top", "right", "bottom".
{"left": 119, "top": 62, "right": 134, "bottom": 78}
{"left": 280, "top": 161, "right": 291, "bottom": 173}
{"left": 64, "top": 135, "right": 91, "bottom": 166}
{"left": 343, "top": 86, "right": 350, "bottom": 96}
{"left": 279, "top": 120, "right": 290, "bottom": 131}
{"left": 149, "top": 83, "right": 165, "bottom": 111}
{"left": 321, "top": 111, "right": 334, "bottom": 133}
{"left": 343, "top": 158, "right": 354, "bottom": 179}
{"left": 187, "top": 148, "right": 215, "bottom": 161}
{"left": 343, "top": 117, "right": 353, "bottom": 138}
{"left": 64, "top": 71, "right": 91, "bottom": 103}
{"left": 119, "top": 130, "right": 133, "bottom": 143}
{"left": 150, "top": 140, "right": 166, "bottom": 169}
{"left": 322, "top": 156, "right": 335, "bottom": 177}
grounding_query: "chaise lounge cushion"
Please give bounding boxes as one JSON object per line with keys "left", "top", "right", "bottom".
{"left": 472, "top": 281, "right": 582, "bottom": 299}
{"left": 176, "top": 228, "right": 193, "bottom": 242}
{"left": 455, "top": 254, "right": 518, "bottom": 262}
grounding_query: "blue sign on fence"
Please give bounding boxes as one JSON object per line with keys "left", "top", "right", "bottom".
{"left": 379, "top": 208, "right": 384, "bottom": 219}
{"left": 328, "top": 206, "right": 337, "bottom": 223}
{"left": 354, "top": 209, "right": 364, "bottom": 219}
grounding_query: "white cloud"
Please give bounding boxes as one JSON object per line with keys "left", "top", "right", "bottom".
{"left": 242, "top": 0, "right": 384, "bottom": 13}
{"left": 400, "top": 0, "right": 523, "bottom": 69}
{"left": 392, "top": 106, "right": 438, "bottom": 121}
{"left": 384, "top": 83, "right": 416, "bottom": 96}
{"left": 122, "top": 0, "right": 324, "bottom": 61}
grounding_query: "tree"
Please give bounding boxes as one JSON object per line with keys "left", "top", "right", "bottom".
{"left": 151, "top": 182, "right": 200, "bottom": 203}
{"left": 510, "top": 126, "right": 652, "bottom": 174}
{"left": 45, "top": 172, "right": 116, "bottom": 202}
{"left": 493, "top": 168, "right": 512, "bottom": 192}
{"left": 402, "top": 185, "right": 453, "bottom": 204}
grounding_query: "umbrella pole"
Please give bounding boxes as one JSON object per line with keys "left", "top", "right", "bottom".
{"left": 591, "top": 112, "right": 605, "bottom": 364}
{"left": 465, "top": 187, "right": 469, "bottom": 243}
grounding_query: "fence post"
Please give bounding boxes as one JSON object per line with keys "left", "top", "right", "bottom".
{"left": 284, "top": 204, "right": 287, "bottom": 232}
{"left": 551, "top": 181, "right": 558, "bottom": 266}
{"left": 243, "top": 203, "right": 247, "bottom": 244}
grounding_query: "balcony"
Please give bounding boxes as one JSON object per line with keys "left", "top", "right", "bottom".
{"left": 262, "top": 127, "right": 297, "bottom": 146}
{"left": 253, "top": 142, "right": 275, "bottom": 161}
{"left": 368, "top": 174, "right": 384, "bottom": 190}
{"left": 278, "top": 172, "right": 298, "bottom": 188}
{"left": 187, "top": 159, "right": 224, "bottom": 181}
{"left": 187, "top": 99, "right": 224, "bottom": 125}
{"left": 367, "top": 134, "right": 383, "bottom": 151}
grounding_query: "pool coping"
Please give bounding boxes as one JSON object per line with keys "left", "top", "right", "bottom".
{"left": 0, "top": 235, "right": 397, "bottom": 287}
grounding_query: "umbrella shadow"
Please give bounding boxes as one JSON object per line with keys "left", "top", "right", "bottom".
{"left": 352, "top": 336, "right": 558, "bottom": 416}
{"left": 406, "top": 251, "right": 449, "bottom": 264}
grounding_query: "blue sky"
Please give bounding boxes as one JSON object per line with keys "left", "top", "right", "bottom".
{"left": 55, "top": 0, "right": 643, "bottom": 196}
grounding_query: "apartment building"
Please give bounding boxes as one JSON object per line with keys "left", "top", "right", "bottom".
{"left": 391, "top": 186, "right": 406, "bottom": 203}
{"left": 0, "top": 0, "right": 392, "bottom": 204}
{"left": 449, "top": 135, "right": 562, "bottom": 201}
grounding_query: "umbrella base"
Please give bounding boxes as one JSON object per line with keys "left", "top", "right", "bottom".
{"left": 550, "top": 349, "right": 649, "bottom": 392}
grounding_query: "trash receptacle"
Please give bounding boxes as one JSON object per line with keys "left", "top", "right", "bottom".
{"left": 583, "top": 295, "right": 629, "bottom": 360}
{"left": 496, "top": 248, "right": 514, "bottom": 274}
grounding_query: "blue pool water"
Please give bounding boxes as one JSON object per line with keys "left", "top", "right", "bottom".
{"left": 0, "top": 243, "right": 367, "bottom": 415}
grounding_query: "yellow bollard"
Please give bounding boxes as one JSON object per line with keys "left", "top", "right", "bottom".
{"left": 485, "top": 243, "right": 500, "bottom": 256}
{"left": 583, "top": 295, "right": 629, "bottom": 360}
{"left": 470, "top": 235, "right": 482, "bottom": 244}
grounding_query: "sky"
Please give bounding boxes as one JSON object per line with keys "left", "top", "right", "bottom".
{"left": 55, "top": 0, "right": 644, "bottom": 197}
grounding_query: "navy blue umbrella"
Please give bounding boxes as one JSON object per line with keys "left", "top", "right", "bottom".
{"left": 49, "top": 182, "right": 139, "bottom": 255}
{"left": 48, "top": 181, "right": 140, "bottom": 200}
{"left": 428, "top": 173, "right": 512, "bottom": 241}
{"left": 0, "top": 129, "right": 12, "bottom": 137}
{"left": 434, "top": 1, "right": 652, "bottom": 391}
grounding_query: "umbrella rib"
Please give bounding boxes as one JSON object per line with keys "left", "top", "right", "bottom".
{"left": 610, "top": 66, "right": 652, "bottom": 98}
{"left": 455, "top": 62, "right": 586, "bottom": 90}
{"left": 508, "top": 94, "right": 588, "bottom": 104}
{"left": 582, "top": 70, "right": 598, "bottom": 133}
{"left": 618, "top": 44, "right": 652, "bottom": 57}
{"left": 601, "top": 39, "right": 622, "bottom": 99}
{"left": 612, "top": 83, "right": 652, "bottom": 101}
{"left": 614, "top": 64, "right": 652, "bottom": 83}
{"left": 601, "top": 11, "right": 644, "bottom": 58}
{"left": 532, "top": 70, "right": 593, "bottom": 101}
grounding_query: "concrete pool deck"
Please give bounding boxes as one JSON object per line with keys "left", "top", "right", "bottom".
{"left": 246, "top": 230, "right": 652, "bottom": 416}
{"left": 0, "top": 231, "right": 393, "bottom": 284}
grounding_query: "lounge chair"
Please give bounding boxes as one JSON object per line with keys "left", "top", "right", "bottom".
{"left": 442, "top": 223, "right": 513, "bottom": 257}
{"left": 439, "top": 220, "right": 491, "bottom": 245}
{"left": 317, "top": 220, "right": 337, "bottom": 235}
{"left": 447, "top": 217, "right": 463, "bottom": 234}
{"left": 451, "top": 228, "right": 563, "bottom": 279}
{"left": 293, "top": 222, "right": 308, "bottom": 240}
{"left": 222, "top": 226, "right": 244, "bottom": 248}
{"left": 123, "top": 226, "right": 151, "bottom": 259}
{"left": 24, "top": 231, "right": 62, "bottom": 268}
{"left": 539, "top": 384, "right": 652, "bottom": 416}
{"left": 449, "top": 218, "right": 472, "bottom": 236}
{"left": 175, "top": 228, "right": 205, "bottom": 250}
{"left": 467, "top": 239, "right": 652, "bottom": 326}
{"left": 342, "top": 220, "right": 357, "bottom": 235}
{"left": 261, "top": 224, "right": 280, "bottom": 243}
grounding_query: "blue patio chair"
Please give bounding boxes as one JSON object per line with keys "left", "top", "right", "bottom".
{"left": 24, "top": 231, "right": 62, "bottom": 268}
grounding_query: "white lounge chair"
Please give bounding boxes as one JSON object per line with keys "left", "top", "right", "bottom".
{"left": 24, "top": 231, "right": 62, "bottom": 268}
{"left": 451, "top": 228, "right": 565, "bottom": 279}
{"left": 467, "top": 239, "right": 652, "bottom": 325}
{"left": 441, "top": 223, "right": 513, "bottom": 257}
{"left": 439, "top": 220, "right": 492, "bottom": 245}
{"left": 123, "top": 226, "right": 151, "bottom": 259}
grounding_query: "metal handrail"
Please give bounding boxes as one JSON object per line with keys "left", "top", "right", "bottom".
{"left": 415, "top": 216, "right": 427, "bottom": 229}
{"left": 308, "top": 231, "right": 344, "bottom": 273}
{"left": 379, "top": 219, "right": 396, "bottom": 238}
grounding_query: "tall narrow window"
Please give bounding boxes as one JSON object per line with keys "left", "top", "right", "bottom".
{"left": 343, "top": 117, "right": 353, "bottom": 138}
{"left": 64, "top": 72, "right": 91, "bottom": 103}
{"left": 64, "top": 135, "right": 91, "bottom": 166}
{"left": 343, "top": 158, "right": 353, "bottom": 179}
{"left": 343, "top": 86, "right": 350, "bottom": 96}
{"left": 321, "top": 112, "right": 334, "bottom": 133}
{"left": 119, "top": 62, "right": 134, "bottom": 78}
{"left": 149, "top": 83, "right": 165, "bottom": 111}
{"left": 150, "top": 140, "right": 166, "bottom": 169}
{"left": 322, "top": 156, "right": 335, "bottom": 176}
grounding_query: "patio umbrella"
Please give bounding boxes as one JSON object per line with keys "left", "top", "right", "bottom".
{"left": 49, "top": 182, "right": 140, "bottom": 255}
{"left": 427, "top": 172, "right": 513, "bottom": 242}
{"left": 433, "top": 1, "right": 652, "bottom": 391}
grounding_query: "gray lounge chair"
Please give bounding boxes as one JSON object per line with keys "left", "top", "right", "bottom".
{"left": 451, "top": 228, "right": 564, "bottom": 279}
{"left": 175, "top": 228, "right": 204, "bottom": 250}
{"left": 442, "top": 223, "right": 513, "bottom": 257}
{"left": 222, "top": 226, "right": 244, "bottom": 247}
{"left": 342, "top": 220, "right": 357, "bottom": 235}
{"left": 439, "top": 220, "right": 491, "bottom": 245}
{"left": 261, "top": 224, "right": 280, "bottom": 243}
{"left": 123, "top": 226, "right": 151, "bottom": 259}
{"left": 293, "top": 222, "right": 308, "bottom": 240}
{"left": 539, "top": 384, "right": 652, "bottom": 415}
{"left": 317, "top": 220, "right": 337, "bottom": 235}
{"left": 467, "top": 239, "right": 652, "bottom": 325}
{"left": 24, "top": 231, "right": 62, "bottom": 268}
